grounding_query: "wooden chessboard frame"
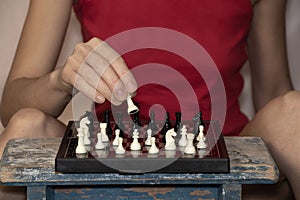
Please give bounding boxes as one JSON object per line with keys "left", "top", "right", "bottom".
{"left": 55, "top": 120, "right": 229, "bottom": 174}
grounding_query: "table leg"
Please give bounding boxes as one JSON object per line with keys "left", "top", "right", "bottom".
{"left": 221, "top": 184, "right": 241, "bottom": 200}
{"left": 27, "top": 186, "right": 54, "bottom": 200}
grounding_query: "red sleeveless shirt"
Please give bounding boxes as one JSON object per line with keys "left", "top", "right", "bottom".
{"left": 74, "top": 0, "right": 253, "bottom": 136}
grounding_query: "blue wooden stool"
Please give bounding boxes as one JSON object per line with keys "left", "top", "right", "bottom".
{"left": 0, "top": 137, "right": 279, "bottom": 199}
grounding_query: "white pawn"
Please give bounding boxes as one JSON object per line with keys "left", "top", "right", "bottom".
{"left": 130, "top": 129, "right": 141, "bottom": 151}
{"left": 178, "top": 125, "right": 188, "bottom": 147}
{"left": 145, "top": 129, "right": 152, "bottom": 146}
{"left": 165, "top": 150, "right": 176, "bottom": 158}
{"left": 95, "top": 132, "right": 105, "bottom": 150}
{"left": 83, "top": 128, "right": 91, "bottom": 145}
{"left": 196, "top": 125, "right": 206, "bottom": 142}
{"left": 148, "top": 137, "right": 159, "bottom": 154}
{"left": 198, "top": 149, "right": 207, "bottom": 158}
{"left": 197, "top": 134, "right": 207, "bottom": 149}
{"left": 76, "top": 129, "right": 87, "bottom": 154}
{"left": 115, "top": 138, "right": 126, "bottom": 154}
{"left": 197, "top": 138, "right": 207, "bottom": 149}
{"left": 113, "top": 129, "right": 120, "bottom": 146}
{"left": 184, "top": 133, "right": 196, "bottom": 155}
{"left": 130, "top": 150, "right": 140, "bottom": 158}
{"left": 100, "top": 123, "right": 109, "bottom": 142}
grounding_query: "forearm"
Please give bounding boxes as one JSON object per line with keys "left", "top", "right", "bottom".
{"left": 249, "top": 0, "right": 293, "bottom": 112}
{"left": 0, "top": 69, "right": 72, "bottom": 126}
{"left": 252, "top": 77, "right": 292, "bottom": 111}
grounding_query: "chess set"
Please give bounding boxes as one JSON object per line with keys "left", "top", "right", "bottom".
{"left": 55, "top": 109, "right": 230, "bottom": 174}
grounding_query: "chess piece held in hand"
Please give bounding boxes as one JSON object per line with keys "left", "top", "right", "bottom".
{"left": 127, "top": 93, "right": 139, "bottom": 115}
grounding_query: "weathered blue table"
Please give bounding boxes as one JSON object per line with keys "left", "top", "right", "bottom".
{"left": 0, "top": 137, "right": 279, "bottom": 199}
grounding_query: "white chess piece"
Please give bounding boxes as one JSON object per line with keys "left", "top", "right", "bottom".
{"left": 100, "top": 123, "right": 109, "bottom": 142}
{"left": 127, "top": 93, "right": 139, "bottom": 114}
{"left": 113, "top": 129, "right": 120, "bottom": 146}
{"left": 130, "top": 129, "right": 141, "bottom": 151}
{"left": 79, "top": 117, "right": 90, "bottom": 130}
{"left": 198, "top": 149, "right": 207, "bottom": 158}
{"left": 115, "top": 138, "right": 126, "bottom": 154}
{"left": 95, "top": 132, "right": 105, "bottom": 150}
{"left": 148, "top": 137, "right": 159, "bottom": 154}
{"left": 83, "top": 128, "right": 91, "bottom": 145}
{"left": 76, "top": 129, "right": 87, "bottom": 154}
{"left": 130, "top": 150, "right": 140, "bottom": 158}
{"left": 184, "top": 133, "right": 196, "bottom": 154}
{"left": 165, "top": 150, "right": 176, "bottom": 158}
{"left": 165, "top": 128, "right": 177, "bottom": 150}
{"left": 145, "top": 129, "right": 152, "bottom": 146}
{"left": 78, "top": 116, "right": 91, "bottom": 138}
{"left": 178, "top": 125, "right": 188, "bottom": 147}
{"left": 196, "top": 125, "right": 206, "bottom": 142}
{"left": 197, "top": 135, "right": 207, "bottom": 149}
{"left": 196, "top": 125, "right": 206, "bottom": 149}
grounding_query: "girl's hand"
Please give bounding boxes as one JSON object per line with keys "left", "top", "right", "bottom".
{"left": 57, "top": 37, "right": 137, "bottom": 105}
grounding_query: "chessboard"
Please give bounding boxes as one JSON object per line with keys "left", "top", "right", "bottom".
{"left": 55, "top": 117, "right": 229, "bottom": 174}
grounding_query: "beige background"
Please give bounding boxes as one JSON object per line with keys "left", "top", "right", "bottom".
{"left": 0, "top": 0, "right": 299, "bottom": 132}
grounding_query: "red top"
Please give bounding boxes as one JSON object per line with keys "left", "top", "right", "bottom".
{"left": 74, "top": 0, "right": 253, "bottom": 136}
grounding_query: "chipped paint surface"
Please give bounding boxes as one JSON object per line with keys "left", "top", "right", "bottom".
{"left": 190, "top": 189, "right": 211, "bottom": 196}
{"left": 0, "top": 137, "right": 279, "bottom": 184}
{"left": 0, "top": 137, "right": 279, "bottom": 199}
{"left": 125, "top": 187, "right": 174, "bottom": 199}
{"left": 53, "top": 186, "right": 221, "bottom": 200}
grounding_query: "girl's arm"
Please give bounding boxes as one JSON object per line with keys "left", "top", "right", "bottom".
{"left": 248, "top": 0, "right": 293, "bottom": 111}
{"left": 0, "top": 0, "right": 137, "bottom": 126}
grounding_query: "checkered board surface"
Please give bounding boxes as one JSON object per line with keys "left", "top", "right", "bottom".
{"left": 55, "top": 120, "right": 229, "bottom": 174}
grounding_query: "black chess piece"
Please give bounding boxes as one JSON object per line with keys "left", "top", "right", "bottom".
{"left": 161, "top": 112, "right": 172, "bottom": 143}
{"left": 114, "top": 112, "right": 125, "bottom": 138}
{"left": 133, "top": 112, "right": 142, "bottom": 126}
{"left": 174, "top": 112, "right": 182, "bottom": 133}
{"left": 130, "top": 107, "right": 142, "bottom": 135}
{"left": 193, "top": 112, "right": 204, "bottom": 136}
{"left": 103, "top": 110, "right": 113, "bottom": 139}
{"left": 148, "top": 110, "right": 158, "bottom": 133}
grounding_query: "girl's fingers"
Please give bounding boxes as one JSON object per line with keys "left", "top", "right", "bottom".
{"left": 61, "top": 37, "right": 136, "bottom": 104}
{"left": 77, "top": 62, "right": 121, "bottom": 105}
{"left": 84, "top": 49, "right": 127, "bottom": 101}
{"left": 88, "top": 38, "right": 138, "bottom": 93}
{"left": 69, "top": 70, "right": 105, "bottom": 104}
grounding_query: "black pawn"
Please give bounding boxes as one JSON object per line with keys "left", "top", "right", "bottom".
{"left": 193, "top": 112, "right": 204, "bottom": 136}
{"left": 161, "top": 112, "right": 172, "bottom": 143}
{"left": 115, "top": 112, "right": 125, "bottom": 138}
{"left": 148, "top": 110, "right": 158, "bottom": 133}
{"left": 174, "top": 112, "right": 182, "bottom": 133}
{"left": 133, "top": 112, "right": 142, "bottom": 126}
{"left": 130, "top": 110, "right": 141, "bottom": 135}
{"left": 103, "top": 110, "right": 113, "bottom": 139}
